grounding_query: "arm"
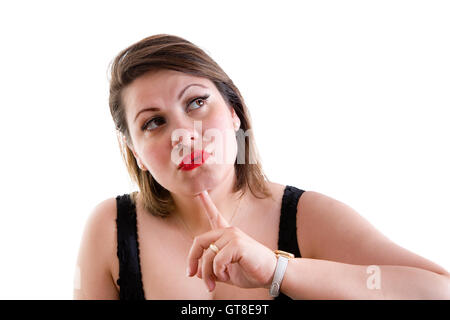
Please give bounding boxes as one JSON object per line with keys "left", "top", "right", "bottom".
{"left": 280, "top": 190, "right": 450, "bottom": 299}
{"left": 276, "top": 258, "right": 450, "bottom": 299}
{"left": 73, "top": 198, "right": 119, "bottom": 300}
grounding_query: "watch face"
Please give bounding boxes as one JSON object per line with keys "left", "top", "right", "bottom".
{"left": 269, "top": 282, "right": 280, "bottom": 296}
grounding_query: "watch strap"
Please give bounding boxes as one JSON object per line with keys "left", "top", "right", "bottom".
{"left": 269, "top": 250, "right": 294, "bottom": 297}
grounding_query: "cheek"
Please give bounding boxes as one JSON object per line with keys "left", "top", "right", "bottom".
{"left": 204, "top": 115, "right": 237, "bottom": 164}
{"left": 141, "top": 144, "right": 170, "bottom": 174}
{"left": 206, "top": 115, "right": 230, "bottom": 132}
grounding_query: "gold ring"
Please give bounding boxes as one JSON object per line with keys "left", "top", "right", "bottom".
{"left": 209, "top": 243, "right": 219, "bottom": 254}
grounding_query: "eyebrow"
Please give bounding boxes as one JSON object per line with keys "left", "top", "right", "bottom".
{"left": 133, "top": 83, "right": 208, "bottom": 123}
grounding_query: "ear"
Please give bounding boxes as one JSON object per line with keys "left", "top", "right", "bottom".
{"left": 230, "top": 107, "right": 241, "bottom": 130}
{"left": 122, "top": 135, "right": 147, "bottom": 171}
{"left": 122, "top": 135, "right": 134, "bottom": 153}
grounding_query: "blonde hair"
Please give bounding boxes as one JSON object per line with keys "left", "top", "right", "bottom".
{"left": 108, "top": 34, "right": 272, "bottom": 217}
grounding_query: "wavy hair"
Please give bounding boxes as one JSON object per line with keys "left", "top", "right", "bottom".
{"left": 108, "top": 34, "right": 272, "bottom": 217}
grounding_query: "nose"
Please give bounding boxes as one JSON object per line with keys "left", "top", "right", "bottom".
{"left": 171, "top": 121, "right": 202, "bottom": 151}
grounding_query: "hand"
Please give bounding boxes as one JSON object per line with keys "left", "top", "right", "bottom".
{"left": 186, "top": 190, "right": 277, "bottom": 292}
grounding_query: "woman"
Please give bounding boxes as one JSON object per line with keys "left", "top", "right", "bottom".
{"left": 74, "top": 34, "right": 450, "bottom": 300}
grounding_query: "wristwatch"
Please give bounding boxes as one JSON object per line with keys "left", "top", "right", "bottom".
{"left": 269, "top": 250, "right": 295, "bottom": 297}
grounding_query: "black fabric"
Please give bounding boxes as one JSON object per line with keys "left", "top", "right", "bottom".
{"left": 115, "top": 185, "right": 305, "bottom": 300}
{"left": 273, "top": 185, "right": 305, "bottom": 301}
{"left": 115, "top": 194, "right": 145, "bottom": 300}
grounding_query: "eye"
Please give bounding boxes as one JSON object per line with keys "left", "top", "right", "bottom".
{"left": 142, "top": 116, "right": 166, "bottom": 131}
{"left": 141, "top": 94, "right": 210, "bottom": 132}
{"left": 187, "top": 94, "right": 209, "bottom": 111}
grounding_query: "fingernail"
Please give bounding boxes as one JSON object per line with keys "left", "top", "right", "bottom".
{"left": 222, "top": 271, "right": 228, "bottom": 282}
{"left": 206, "top": 279, "right": 213, "bottom": 292}
{"left": 186, "top": 266, "right": 191, "bottom": 277}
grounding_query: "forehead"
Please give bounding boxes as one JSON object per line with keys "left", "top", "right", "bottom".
{"left": 123, "top": 69, "right": 213, "bottom": 112}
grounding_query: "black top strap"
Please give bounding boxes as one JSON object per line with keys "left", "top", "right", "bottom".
{"left": 115, "top": 185, "right": 305, "bottom": 300}
{"left": 115, "top": 194, "right": 145, "bottom": 300}
{"left": 274, "top": 185, "right": 305, "bottom": 301}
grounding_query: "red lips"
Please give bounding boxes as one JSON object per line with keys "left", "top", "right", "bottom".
{"left": 178, "top": 150, "right": 210, "bottom": 171}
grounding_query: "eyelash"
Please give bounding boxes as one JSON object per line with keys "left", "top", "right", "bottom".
{"left": 141, "top": 94, "right": 210, "bottom": 131}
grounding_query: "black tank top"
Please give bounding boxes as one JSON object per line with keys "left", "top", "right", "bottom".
{"left": 115, "top": 185, "right": 305, "bottom": 300}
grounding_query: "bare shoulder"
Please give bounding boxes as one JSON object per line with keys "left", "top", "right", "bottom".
{"left": 86, "top": 197, "right": 117, "bottom": 229}
{"left": 296, "top": 190, "right": 450, "bottom": 276}
{"left": 81, "top": 197, "right": 118, "bottom": 255}
{"left": 74, "top": 197, "right": 119, "bottom": 299}
{"left": 265, "top": 181, "right": 286, "bottom": 200}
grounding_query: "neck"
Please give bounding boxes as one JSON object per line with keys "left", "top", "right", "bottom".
{"left": 170, "top": 168, "right": 245, "bottom": 238}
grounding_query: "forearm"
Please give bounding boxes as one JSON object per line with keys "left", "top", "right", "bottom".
{"left": 271, "top": 258, "right": 450, "bottom": 300}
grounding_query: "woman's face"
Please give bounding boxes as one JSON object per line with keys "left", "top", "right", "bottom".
{"left": 122, "top": 69, "right": 241, "bottom": 196}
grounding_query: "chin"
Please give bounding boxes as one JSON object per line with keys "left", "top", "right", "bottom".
{"left": 178, "top": 164, "right": 234, "bottom": 196}
{"left": 182, "top": 177, "right": 218, "bottom": 196}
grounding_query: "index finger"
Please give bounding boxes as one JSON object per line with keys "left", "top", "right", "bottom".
{"left": 198, "top": 190, "right": 230, "bottom": 229}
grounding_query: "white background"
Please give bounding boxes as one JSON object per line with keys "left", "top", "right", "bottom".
{"left": 0, "top": 0, "right": 448, "bottom": 299}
